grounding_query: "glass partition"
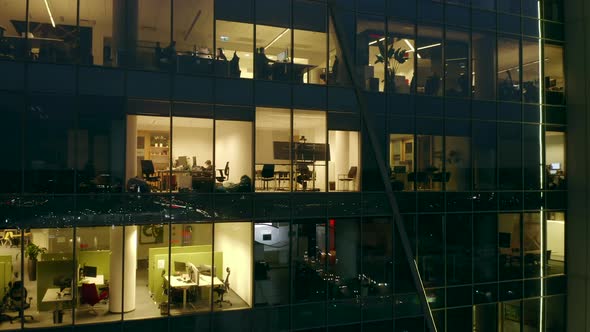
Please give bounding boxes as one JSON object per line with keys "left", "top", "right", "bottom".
{"left": 293, "top": 110, "right": 327, "bottom": 192}
{"left": 215, "top": 120, "right": 253, "bottom": 192}
{"left": 499, "top": 214, "right": 521, "bottom": 281}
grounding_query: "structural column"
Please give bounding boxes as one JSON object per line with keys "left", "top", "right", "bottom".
{"left": 112, "top": 0, "right": 138, "bottom": 67}
{"left": 109, "top": 226, "right": 137, "bottom": 313}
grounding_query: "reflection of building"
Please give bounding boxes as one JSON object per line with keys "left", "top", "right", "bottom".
{"left": 0, "top": 0, "right": 576, "bottom": 330}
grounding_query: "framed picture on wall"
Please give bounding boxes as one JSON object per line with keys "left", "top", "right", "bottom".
{"left": 405, "top": 142, "right": 413, "bottom": 154}
{"left": 140, "top": 225, "right": 164, "bottom": 244}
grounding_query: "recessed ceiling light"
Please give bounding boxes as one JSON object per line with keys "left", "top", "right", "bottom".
{"left": 245, "top": 53, "right": 250, "bottom": 57}
{"left": 220, "top": 36, "right": 229, "bottom": 42}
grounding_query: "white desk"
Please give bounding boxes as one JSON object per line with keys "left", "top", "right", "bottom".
{"left": 80, "top": 275, "right": 105, "bottom": 286}
{"left": 42, "top": 288, "right": 72, "bottom": 322}
{"left": 164, "top": 275, "right": 223, "bottom": 307}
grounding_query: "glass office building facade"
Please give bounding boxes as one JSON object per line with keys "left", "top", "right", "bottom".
{"left": 0, "top": 0, "right": 567, "bottom": 331}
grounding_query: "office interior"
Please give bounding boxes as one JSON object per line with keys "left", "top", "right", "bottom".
{"left": 0, "top": 222, "right": 252, "bottom": 329}
{"left": 127, "top": 107, "right": 360, "bottom": 193}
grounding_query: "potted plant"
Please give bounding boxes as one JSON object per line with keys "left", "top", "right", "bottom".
{"left": 374, "top": 37, "right": 408, "bottom": 92}
{"left": 25, "top": 243, "right": 46, "bottom": 281}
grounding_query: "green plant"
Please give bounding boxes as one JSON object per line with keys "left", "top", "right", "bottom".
{"left": 25, "top": 243, "right": 47, "bottom": 261}
{"left": 374, "top": 37, "right": 408, "bottom": 91}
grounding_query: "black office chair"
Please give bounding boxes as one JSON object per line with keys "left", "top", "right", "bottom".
{"left": 7, "top": 281, "right": 33, "bottom": 322}
{"left": 216, "top": 162, "right": 230, "bottom": 183}
{"left": 338, "top": 166, "right": 358, "bottom": 191}
{"left": 260, "top": 164, "right": 275, "bottom": 190}
{"left": 141, "top": 160, "right": 161, "bottom": 189}
{"left": 214, "top": 267, "right": 232, "bottom": 308}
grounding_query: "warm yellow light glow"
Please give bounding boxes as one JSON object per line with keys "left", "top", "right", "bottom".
{"left": 44, "top": 0, "right": 56, "bottom": 28}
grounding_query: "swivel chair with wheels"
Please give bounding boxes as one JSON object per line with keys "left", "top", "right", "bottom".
{"left": 214, "top": 267, "right": 232, "bottom": 308}
{"left": 337, "top": 166, "right": 358, "bottom": 191}
{"left": 7, "top": 281, "right": 33, "bottom": 322}
{"left": 141, "top": 160, "right": 161, "bottom": 190}
{"left": 216, "top": 162, "right": 230, "bottom": 183}
{"left": 81, "top": 283, "right": 108, "bottom": 313}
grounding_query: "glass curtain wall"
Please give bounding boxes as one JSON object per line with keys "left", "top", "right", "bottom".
{"left": 174, "top": 0, "right": 213, "bottom": 74}
{"left": 356, "top": 15, "right": 385, "bottom": 92}
{"left": 387, "top": 20, "right": 415, "bottom": 94}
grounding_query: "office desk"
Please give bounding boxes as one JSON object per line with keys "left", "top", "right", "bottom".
{"left": 270, "top": 62, "right": 317, "bottom": 83}
{"left": 164, "top": 275, "right": 223, "bottom": 307}
{"left": 42, "top": 288, "right": 72, "bottom": 323}
{"left": 80, "top": 275, "right": 105, "bottom": 286}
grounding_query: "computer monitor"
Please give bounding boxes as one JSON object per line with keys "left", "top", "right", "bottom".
{"left": 177, "top": 156, "right": 188, "bottom": 168}
{"left": 83, "top": 265, "right": 97, "bottom": 278}
{"left": 53, "top": 276, "right": 72, "bottom": 292}
{"left": 499, "top": 232, "right": 511, "bottom": 248}
{"left": 550, "top": 162, "right": 561, "bottom": 170}
{"left": 198, "top": 264, "right": 216, "bottom": 277}
{"left": 174, "top": 261, "right": 187, "bottom": 274}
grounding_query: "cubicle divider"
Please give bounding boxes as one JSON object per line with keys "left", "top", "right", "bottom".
{"left": 36, "top": 260, "right": 75, "bottom": 311}
{"left": 150, "top": 251, "right": 223, "bottom": 304}
{"left": 0, "top": 255, "right": 12, "bottom": 300}
{"left": 147, "top": 245, "right": 212, "bottom": 298}
{"left": 42, "top": 253, "right": 73, "bottom": 261}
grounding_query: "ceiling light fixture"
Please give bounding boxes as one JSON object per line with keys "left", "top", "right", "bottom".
{"left": 403, "top": 39, "right": 415, "bottom": 52}
{"left": 368, "top": 37, "right": 385, "bottom": 46}
{"left": 44, "top": 0, "right": 56, "bottom": 28}
{"left": 417, "top": 43, "right": 441, "bottom": 51}
{"left": 265, "top": 28, "right": 290, "bottom": 49}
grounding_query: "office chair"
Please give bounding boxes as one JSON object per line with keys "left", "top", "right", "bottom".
{"left": 214, "top": 267, "right": 232, "bottom": 308}
{"left": 81, "top": 283, "right": 108, "bottom": 313}
{"left": 337, "top": 166, "right": 358, "bottom": 191}
{"left": 216, "top": 162, "right": 230, "bottom": 183}
{"left": 7, "top": 281, "right": 33, "bottom": 322}
{"left": 260, "top": 164, "right": 275, "bottom": 190}
{"left": 141, "top": 160, "right": 161, "bottom": 190}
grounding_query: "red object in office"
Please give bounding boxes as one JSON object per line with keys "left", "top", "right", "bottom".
{"left": 81, "top": 283, "right": 108, "bottom": 307}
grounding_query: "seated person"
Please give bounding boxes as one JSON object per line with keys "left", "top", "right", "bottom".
{"left": 254, "top": 47, "right": 274, "bottom": 79}
{"left": 204, "top": 160, "right": 213, "bottom": 172}
{"left": 296, "top": 165, "right": 312, "bottom": 190}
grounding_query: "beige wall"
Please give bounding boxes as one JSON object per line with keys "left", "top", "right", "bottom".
{"left": 214, "top": 222, "right": 252, "bottom": 306}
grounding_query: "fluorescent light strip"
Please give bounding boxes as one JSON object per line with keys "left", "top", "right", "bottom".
{"left": 44, "top": 0, "right": 56, "bottom": 28}
{"left": 403, "top": 39, "right": 415, "bottom": 52}
{"left": 417, "top": 43, "right": 441, "bottom": 51}
{"left": 368, "top": 37, "right": 385, "bottom": 46}
{"left": 265, "top": 29, "right": 290, "bottom": 50}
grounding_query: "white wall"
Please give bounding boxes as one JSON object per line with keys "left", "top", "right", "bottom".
{"left": 172, "top": 125, "right": 213, "bottom": 166}
{"left": 547, "top": 220, "right": 565, "bottom": 261}
{"left": 546, "top": 134, "right": 566, "bottom": 171}
{"left": 214, "top": 222, "right": 252, "bottom": 306}
{"left": 216, "top": 121, "right": 252, "bottom": 183}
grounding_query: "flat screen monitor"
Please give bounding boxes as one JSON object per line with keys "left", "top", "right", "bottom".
{"left": 550, "top": 162, "right": 561, "bottom": 170}
{"left": 53, "top": 276, "right": 72, "bottom": 291}
{"left": 177, "top": 156, "right": 188, "bottom": 168}
{"left": 83, "top": 265, "right": 97, "bottom": 278}
{"left": 174, "top": 261, "right": 187, "bottom": 273}
{"left": 198, "top": 264, "right": 216, "bottom": 277}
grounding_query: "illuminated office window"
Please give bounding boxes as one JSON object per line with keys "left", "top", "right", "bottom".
{"left": 356, "top": 15, "right": 385, "bottom": 92}
{"left": 328, "top": 130, "right": 360, "bottom": 192}
{"left": 522, "top": 38, "right": 541, "bottom": 104}
{"left": 293, "top": 0, "right": 327, "bottom": 85}
{"left": 79, "top": 0, "right": 113, "bottom": 66}
{"left": 0, "top": 0, "right": 26, "bottom": 60}
{"left": 327, "top": 15, "right": 350, "bottom": 86}
{"left": 389, "top": 133, "right": 414, "bottom": 191}
{"left": 445, "top": 119, "right": 471, "bottom": 191}
{"left": 416, "top": 133, "right": 443, "bottom": 191}
{"left": 387, "top": 20, "right": 415, "bottom": 94}
{"left": 174, "top": 0, "right": 213, "bottom": 74}
{"left": 133, "top": 0, "right": 172, "bottom": 70}
{"left": 546, "top": 212, "right": 565, "bottom": 276}
{"left": 171, "top": 116, "right": 214, "bottom": 193}
{"left": 215, "top": 119, "right": 253, "bottom": 192}
{"left": 523, "top": 213, "right": 541, "bottom": 278}
{"left": 254, "top": 221, "right": 290, "bottom": 306}
{"left": 75, "top": 226, "right": 122, "bottom": 324}
{"left": 215, "top": 20, "right": 253, "bottom": 78}
{"left": 416, "top": 24, "right": 443, "bottom": 96}
{"left": 213, "top": 222, "right": 253, "bottom": 311}
{"left": 27, "top": 227, "right": 75, "bottom": 326}
{"left": 255, "top": 24, "right": 291, "bottom": 81}
{"left": 545, "top": 129, "right": 566, "bottom": 190}
{"left": 498, "top": 36, "right": 521, "bottom": 102}
{"left": 126, "top": 115, "right": 171, "bottom": 193}
{"left": 255, "top": 107, "right": 291, "bottom": 192}
{"left": 293, "top": 110, "right": 327, "bottom": 192}
{"left": 544, "top": 42, "right": 565, "bottom": 105}
{"left": 472, "top": 30, "right": 497, "bottom": 100}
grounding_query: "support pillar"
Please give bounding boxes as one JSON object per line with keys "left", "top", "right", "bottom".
{"left": 109, "top": 226, "right": 137, "bottom": 313}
